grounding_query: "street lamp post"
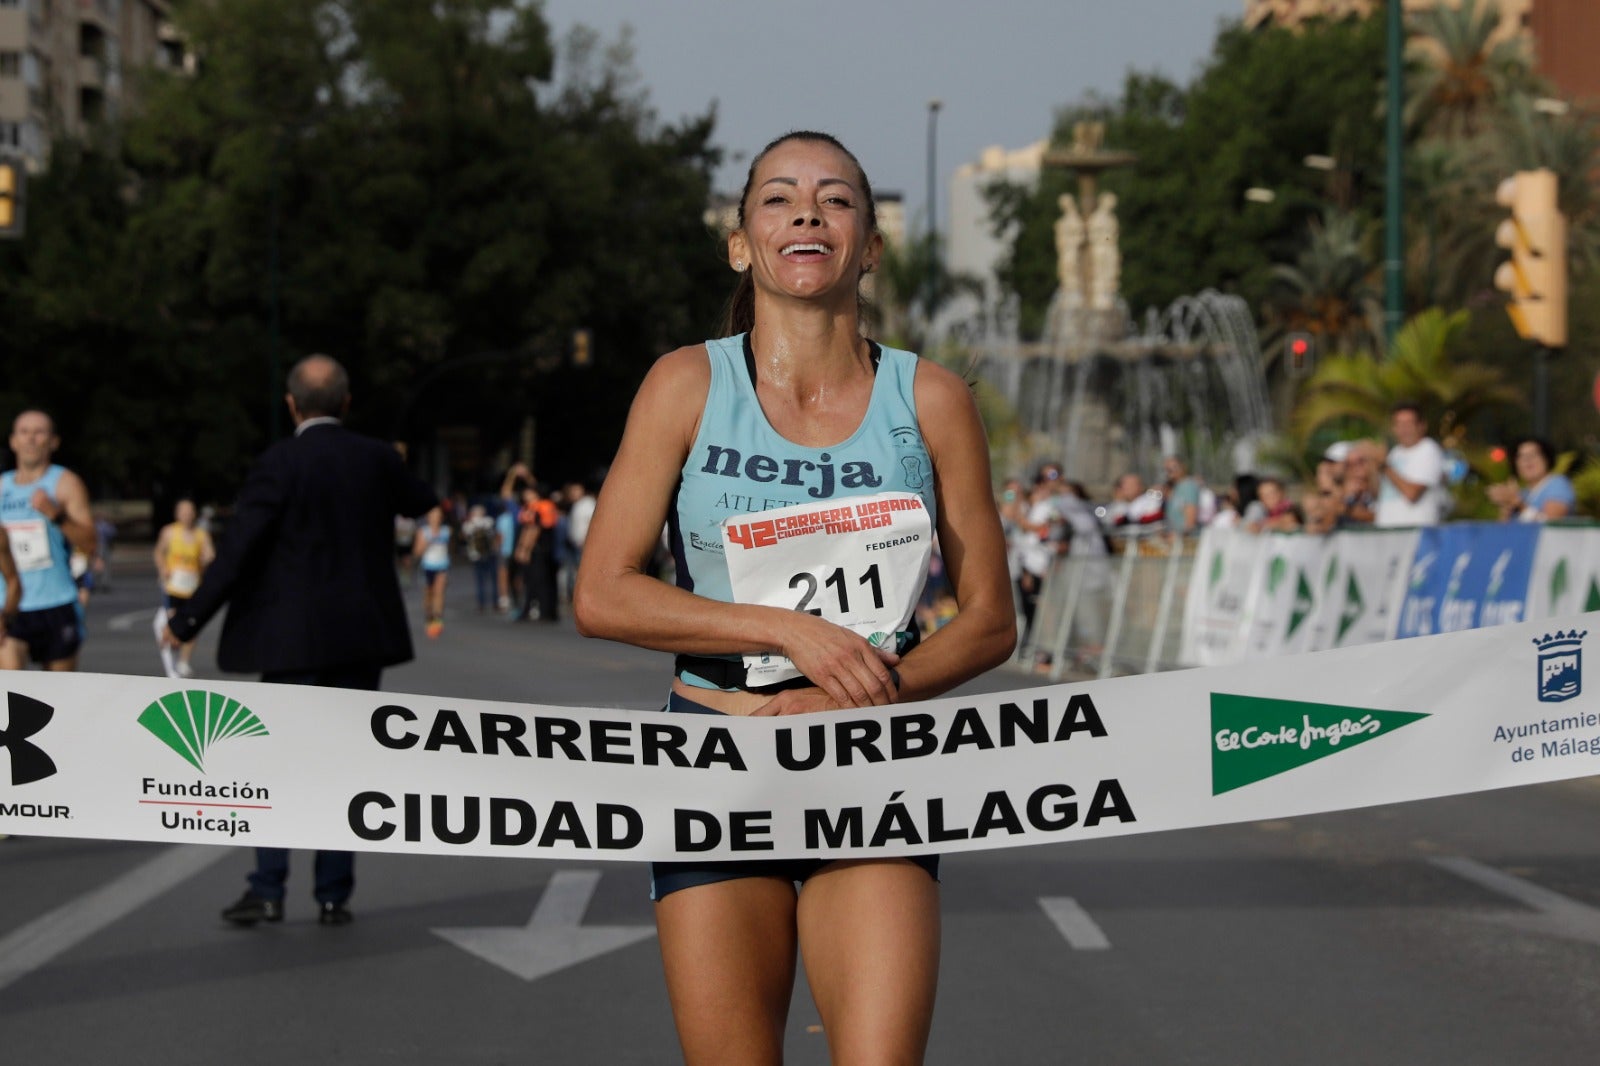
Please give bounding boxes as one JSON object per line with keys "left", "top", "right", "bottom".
{"left": 1383, "top": 0, "right": 1404, "bottom": 346}
{"left": 925, "top": 99, "right": 942, "bottom": 334}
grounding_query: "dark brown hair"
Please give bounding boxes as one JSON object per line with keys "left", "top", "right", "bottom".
{"left": 721, "top": 131, "right": 879, "bottom": 337}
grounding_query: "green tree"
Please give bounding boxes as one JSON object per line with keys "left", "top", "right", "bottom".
{"left": 2, "top": 0, "right": 731, "bottom": 500}
{"left": 1405, "top": 0, "right": 1537, "bottom": 140}
{"left": 1291, "top": 307, "right": 1521, "bottom": 449}
{"left": 1265, "top": 208, "right": 1382, "bottom": 360}
{"left": 985, "top": 17, "right": 1385, "bottom": 338}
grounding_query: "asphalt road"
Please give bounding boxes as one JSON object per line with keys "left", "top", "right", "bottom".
{"left": 5, "top": 559, "right": 1600, "bottom": 1064}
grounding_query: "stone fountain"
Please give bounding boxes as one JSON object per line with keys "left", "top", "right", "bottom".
{"left": 972, "top": 123, "right": 1272, "bottom": 490}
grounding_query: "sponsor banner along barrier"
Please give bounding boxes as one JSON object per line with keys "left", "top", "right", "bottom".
{"left": 1179, "top": 527, "right": 1422, "bottom": 665}
{"left": 3, "top": 612, "right": 1600, "bottom": 860}
{"left": 1179, "top": 523, "right": 1597, "bottom": 666}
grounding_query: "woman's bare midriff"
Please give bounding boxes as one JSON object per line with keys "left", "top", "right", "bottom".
{"left": 670, "top": 677, "right": 781, "bottom": 716}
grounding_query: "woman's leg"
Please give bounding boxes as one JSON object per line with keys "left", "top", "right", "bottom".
{"left": 797, "top": 860, "right": 940, "bottom": 1065}
{"left": 655, "top": 876, "right": 799, "bottom": 1065}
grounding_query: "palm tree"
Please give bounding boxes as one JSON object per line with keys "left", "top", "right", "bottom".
{"left": 1405, "top": 0, "right": 1538, "bottom": 140}
{"left": 870, "top": 231, "right": 985, "bottom": 351}
{"left": 1291, "top": 306, "right": 1522, "bottom": 447}
{"left": 1265, "top": 209, "right": 1383, "bottom": 360}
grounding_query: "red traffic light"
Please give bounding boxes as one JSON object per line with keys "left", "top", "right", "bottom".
{"left": 1285, "top": 331, "right": 1315, "bottom": 374}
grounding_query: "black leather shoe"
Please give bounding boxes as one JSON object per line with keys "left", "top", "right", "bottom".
{"left": 221, "top": 892, "right": 283, "bottom": 926}
{"left": 317, "top": 901, "right": 353, "bottom": 926}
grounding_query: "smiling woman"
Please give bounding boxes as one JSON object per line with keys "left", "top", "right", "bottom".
{"left": 574, "top": 129, "right": 1016, "bottom": 1064}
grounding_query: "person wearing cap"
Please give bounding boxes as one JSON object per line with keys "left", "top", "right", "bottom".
{"left": 1334, "top": 441, "right": 1380, "bottom": 526}
{"left": 1302, "top": 453, "right": 1347, "bottom": 535}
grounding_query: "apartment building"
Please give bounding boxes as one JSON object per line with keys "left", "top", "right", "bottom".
{"left": 0, "top": 0, "right": 184, "bottom": 169}
{"left": 1244, "top": 0, "right": 1600, "bottom": 103}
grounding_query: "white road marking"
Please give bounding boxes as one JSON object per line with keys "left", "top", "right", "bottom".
{"left": 107, "top": 608, "right": 159, "bottom": 633}
{"left": 0, "top": 844, "right": 229, "bottom": 993}
{"left": 1431, "top": 856, "right": 1600, "bottom": 946}
{"left": 433, "top": 869, "right": 655, "bottom": 982}
{"left": 1039, "top": 896, "right": 1111, "bottom": 950}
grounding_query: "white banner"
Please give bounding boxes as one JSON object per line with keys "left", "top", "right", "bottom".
{"left": 1304, "top": 529, "right": 1420, "bottom": 650}
{"left": 1179, "top": 527, "right": 1266, "bottom": 666}
{"left": 1527, "top": 526, "right": 1600, "bottom": 621}
{"left": 4, "top": 611, "right": 1600, "bottom": 860}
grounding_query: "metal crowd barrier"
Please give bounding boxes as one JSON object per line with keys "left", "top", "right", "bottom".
{"left": 1016, "top": 528, "right": 1200, "bottom": 680}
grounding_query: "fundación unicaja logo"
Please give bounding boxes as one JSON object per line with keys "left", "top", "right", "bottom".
{"left": 1210, "top": 693, "right": 1428, "bottom": 795}
{"left": 137, "top": 690, "right": 269, "bottom": 772}
{"left": 1533, "top": 630, "right": 1585, "bottom": 704}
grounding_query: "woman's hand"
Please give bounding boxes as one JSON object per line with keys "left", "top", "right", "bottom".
{"left": 773, "top": 611, "right": 901, "bottom": 709}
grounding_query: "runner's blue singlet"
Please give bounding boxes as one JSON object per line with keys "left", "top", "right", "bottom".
{"left": 667, "top": 334, "right": 936, "bottom": 687}
{"left": 1, "top": 465, "right": 80, "bottom": 611}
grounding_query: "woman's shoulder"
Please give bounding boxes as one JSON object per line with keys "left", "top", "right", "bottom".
{"left": 906, "top": 355, "right": 975, "bottom": 414}
{"left": 643, "top": 343, "right": 714, "bottom": 392}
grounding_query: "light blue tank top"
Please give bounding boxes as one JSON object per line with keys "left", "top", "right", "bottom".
{"left": 420, "top": 526, "right": 451, "bottom": 572}
{"left": 1, "top": 465, "right": 79, "bottom": 611}
{"left": 669, "top": 333, "right": 937, "bottom": 611}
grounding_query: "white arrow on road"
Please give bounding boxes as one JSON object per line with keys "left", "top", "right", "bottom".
{"left": 433, "top": 870, "right": 655, "bottom": 982}
{"left": 1039, "top": 896, "right": 1111, "bottom": 950}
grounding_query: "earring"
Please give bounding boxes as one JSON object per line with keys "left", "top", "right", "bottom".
{"left": 733, "top": 259, "right": 745, "bottom": 271}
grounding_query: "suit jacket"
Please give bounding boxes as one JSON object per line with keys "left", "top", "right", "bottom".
{"left": 169, "top": 422, "right": 438, "bottom": 674}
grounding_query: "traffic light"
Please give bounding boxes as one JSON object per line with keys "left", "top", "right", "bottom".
{"left": 571, "top": 328, "right": 592, "bottom": 368}
{"left": 1285, "top": 331, "right": 1315, "bottom": 376}
{"left": 1494, "top": 168, "right": 1567, "bottom": 347}
{"left": 0, "top": 158, "right": 23, "bottom": 239}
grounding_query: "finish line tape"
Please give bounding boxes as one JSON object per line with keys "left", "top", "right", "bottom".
{"left": 3, "top": 612, "right": 1598, "bottom": 861}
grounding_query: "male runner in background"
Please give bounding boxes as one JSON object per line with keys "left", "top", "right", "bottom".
{"left": 1, "top": 410, "right": 96, "bottom": 671}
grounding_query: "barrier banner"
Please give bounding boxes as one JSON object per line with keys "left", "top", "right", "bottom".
{"left": 1304, "top": 529, "right": 1419, "bottom": 651}
{"left": 1527, "top": 526, "right": 1600, "bottom": 621}
{"left": 4, "top": 611, "right": 1600, "bottom": 860}
{"left": 1393, "top": 524, "right": 1539, "bottom": 639}
{"left": 1179, "top": 528, "right": 1266, "bottom": 666}
{"left": 1238, "top": 533, "right": 1326, "bottom": 658}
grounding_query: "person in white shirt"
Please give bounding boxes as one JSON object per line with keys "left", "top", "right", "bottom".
{"left": 1375, "top": 402, "right": 1446, "bottom": 528}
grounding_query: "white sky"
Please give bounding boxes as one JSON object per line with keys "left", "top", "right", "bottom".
{"left": 536, "top": 0, "right": 1245, "bottom": 226}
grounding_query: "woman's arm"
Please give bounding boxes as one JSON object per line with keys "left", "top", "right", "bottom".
{"left": 574, "top": 347, "right": 901, "bottom": 709}
{"left": 152, "top": 527, "right": 169, "bottom": 580}
{"left": 894, "top": 362, "right": 1017, "bottom": 701}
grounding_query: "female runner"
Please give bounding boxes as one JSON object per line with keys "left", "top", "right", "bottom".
{"left": 575, "top": 130, "right": 1016, "bottom": 1065}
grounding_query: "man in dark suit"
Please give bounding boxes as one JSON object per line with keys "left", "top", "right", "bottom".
{"left": 164, "top": 354, "right": 437, "bottom": 927}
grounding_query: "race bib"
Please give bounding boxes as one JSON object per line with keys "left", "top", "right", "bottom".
{"left": 5, "top": 520, "right": 53, "bottom": 573}
{"left": 167, "top": 568, "right": 200, "bottom": 596}
{"left": 423, "top": 542, "right": 450, "bottom": 569}
{"left": 722, "top": 491, "right": 934, "bottom": 687}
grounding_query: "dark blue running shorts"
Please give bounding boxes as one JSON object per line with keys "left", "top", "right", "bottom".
{"left": 649, "top": 690, "right": 940, "bottom": 901}
{"left": 8, "top": 602, "right": 82, "bottom": 664}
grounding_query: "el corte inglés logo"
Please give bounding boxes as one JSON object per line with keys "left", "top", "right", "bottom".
{"left": 1210, "top": 693, "right": 1427, "bottom": 795}
{"left": 138, "top": 690, "right": 269, "bottom": 772}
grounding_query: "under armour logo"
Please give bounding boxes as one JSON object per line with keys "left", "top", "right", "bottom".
{"left": 0, "top": 692, "right": 57, "bottom": 786}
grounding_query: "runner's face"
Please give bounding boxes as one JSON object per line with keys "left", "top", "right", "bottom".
{"left": 9, "top": 413, "right": 56, "bottom": 466}
{"left": 176, "top": 501, "right": 196, "bottom": 526}
{"left": 732, "top": 140, "right": 879, "bottom": 304}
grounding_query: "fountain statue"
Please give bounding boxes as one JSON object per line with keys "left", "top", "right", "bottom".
{"left": 1053, "top": 193, "right": 1085, "bottom": 308}
{"left": 968, "top": 126, "right": 1271, "bottom": 490}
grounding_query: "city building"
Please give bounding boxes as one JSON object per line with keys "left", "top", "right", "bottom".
{"left": 941, "top": 140, "right": 1047, "bottom": 332}
{"left": 0, "top": 0, "right": 186, "bottom": 170}
{"left": 1244, "top": 0, "right": 1600, "bottom": 104}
